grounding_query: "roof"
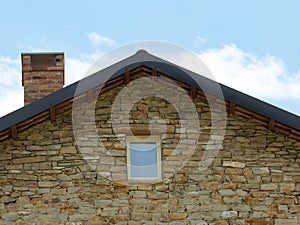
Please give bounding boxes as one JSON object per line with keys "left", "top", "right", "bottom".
{"left": 1, "top": 50, "right": 300, "bottom": 140}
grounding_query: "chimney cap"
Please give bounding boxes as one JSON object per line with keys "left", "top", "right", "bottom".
{"left": 21, "top": 52, "right": 64, "bottom": 56}
{"left": 21, "top": 52, "right": 64, "bottom": 77}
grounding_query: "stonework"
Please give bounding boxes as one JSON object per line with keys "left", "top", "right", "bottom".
{"left": 0, "top": 74, "right": 300, "bottom": 225}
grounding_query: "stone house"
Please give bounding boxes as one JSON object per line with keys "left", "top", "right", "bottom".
{"left": 0, "top": 50, "right": 300, "bottom": 225}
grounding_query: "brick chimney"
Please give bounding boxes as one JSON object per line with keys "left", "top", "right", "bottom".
{"left": 21, "top": 53, "right": 65, "bottom": 105}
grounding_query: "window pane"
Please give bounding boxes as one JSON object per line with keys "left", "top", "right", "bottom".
{"left": 130, "top": 142, "right": 157, "bottom": 178}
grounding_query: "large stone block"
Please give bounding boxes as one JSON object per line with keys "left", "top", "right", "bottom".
{"left": 275, "top": 219, "right": 298, "bottom": 225}
{"left": 13, "top": 156, "right": 47, "bottom": 164}
{"left": 223, "top": 161, "right": 246, "bottom": 168}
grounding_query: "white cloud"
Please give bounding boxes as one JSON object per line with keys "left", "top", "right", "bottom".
{"left": 0, "top": 56, "right": 20, "bottom": 87}
{"left": 199, "top": 44, "right": 300, "bottom": 100}
{"left": 196, "top": 36, "right": 207, "bottom": 44}
{"left": 65, "top": 49, "right": 112, "bottom": 85}
{"left": 65, "top": 57, "right": 92, "bottom": 85}
{"left": 0, "top": 55, "right": 23, "bottom": 117}
{"left": 1, "top": 43, "right": 300, "bottom": 117}
{"left": 87, "top": 32, "right": 116, "bottom": 47}
{"left": 0, "top": 87, "right": 23, "bottom": 117}
{"left": 65, "top": 33, "right": 118, "bottom": 81}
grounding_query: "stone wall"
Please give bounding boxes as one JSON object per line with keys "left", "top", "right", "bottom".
{"left": 0, "top": 75, "right": 300, "bottom": 225}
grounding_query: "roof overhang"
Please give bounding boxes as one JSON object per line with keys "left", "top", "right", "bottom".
{"left": 0, "top": 50, "right": 300, "bottom": 141}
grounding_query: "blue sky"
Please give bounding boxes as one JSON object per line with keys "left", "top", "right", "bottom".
{"left": 0, "top": 0, "right": 300, "bottom": 116}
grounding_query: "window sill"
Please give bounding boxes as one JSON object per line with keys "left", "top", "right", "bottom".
{"left": 112, "top": 179, "right": 165, "bottom": 187}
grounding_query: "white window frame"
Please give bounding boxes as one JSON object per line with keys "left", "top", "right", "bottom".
{"left": 126, "top": 136, "right": 162, "bottom": 181}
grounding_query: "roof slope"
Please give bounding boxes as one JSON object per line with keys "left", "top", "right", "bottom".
{"left": 0, "top": 50, "right": 300, "bottom": 140}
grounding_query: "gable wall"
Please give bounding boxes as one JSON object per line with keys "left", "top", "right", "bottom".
{"left": 0, "top": 75, "right": 300, "bottom": 225}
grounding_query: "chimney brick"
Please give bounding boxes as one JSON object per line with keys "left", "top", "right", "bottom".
{"left": 21, "top": 53, "right": 65, "bottom": 105}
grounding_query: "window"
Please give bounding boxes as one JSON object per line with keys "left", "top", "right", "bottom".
{"left": 127, "top": 136, "right": 162, "bottom": 180}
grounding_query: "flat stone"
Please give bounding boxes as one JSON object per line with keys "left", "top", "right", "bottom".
{"left": 221, "top": 211, "right": 238, "bottom": 219}
{"left": 252, "top": 167, "right": 270, "bottom": 175}
{"left": 60, "top": 146, "right": 77, "bottom": 154}
{"left": 27, "top": 133, "right": 44, "bottom": 140}
{"left": 0, "top": 154, "right": 12, "bottom": 160}
{"left": 16, "top": 174, "right": 37, "bottom": 181}
{"left": 0, "top": 196, "right": 15, "bottom": 203}
{"left": 190, "top": 220, "right": 207, "bottom": 225}
{"left": 38, "top": 181, "right": 59, "bottom": 188}
{"left": 13, "top": 156, "right": 47, "bottom": 164}
{"left": 57, "top": 174, "right": 72, "bottom": 181}
{"left": 130, "top": 191, "right": 147, "bottom": 198}
{"left": 251, "top": 136, "right": 266, "bottom": 147}
{"left": 79, "top": 206, "right": 96, "bottom": 214}
{"left": 94, "top": 199, "right": 112, "bottom": 206}
{"left": 26, "top": 145, "right": 43, "bottom": 151}
{"left": 169, "top": 212, "right": 187, "bottom": 220}
{"left": 223, "top": 161, "right": 246, "bottom": 168}
{"left": 219, "top": 189, "right": 235, "bottom": 196}
{"left": 236, "top": 189, "right": 248, "bottom": 197}
{"left": 1, "top": 212, "right": 18, "bottom": 223}
{"left": 261, "top": 183, "right": 278, "bottom": 191}
{"left": 275, "top": 219, "right": 298, "bottom": 225}
{"left": 280, "top": 183, "right": 295, "bottom": 193}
